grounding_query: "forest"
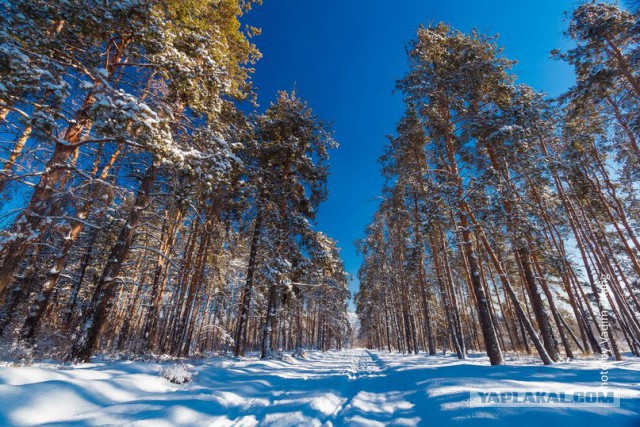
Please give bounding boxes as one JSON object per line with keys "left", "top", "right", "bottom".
{"left": 0, "top": 0, "right": 351, "bottom": 363}
{"left": 356, "top": 2, "right": 640, "bottom": 365}
{"left": 1, "top": 1, "right": 640, "bottom": 425}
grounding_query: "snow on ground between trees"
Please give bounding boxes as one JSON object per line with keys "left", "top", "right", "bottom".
{"left": 0, "top": 349, "right": 639, "bottom": 426}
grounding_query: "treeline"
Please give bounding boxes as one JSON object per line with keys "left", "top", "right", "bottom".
{"left": 356, "top": 2, "right": 640, "bottom": 365}
{"left": 0, "top": 0, "right": 350, "bottom": 362}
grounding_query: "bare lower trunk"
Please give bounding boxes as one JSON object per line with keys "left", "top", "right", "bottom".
{"left": 516, "top": 248, "right": 561, "bottom": 361}
{"left": 261, "top": 284, "right": 278, "bottom": 359}
{"left": 234, "top": 205, "right": 262, "bottom": 357}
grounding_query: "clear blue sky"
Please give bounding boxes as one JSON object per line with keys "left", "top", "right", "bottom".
{"left": 243, "top": 0, "right": 577, "bottom": 307}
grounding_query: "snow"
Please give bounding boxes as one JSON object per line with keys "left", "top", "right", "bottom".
{"left": 0, "top": 350, "right": 639, "bottom": 426}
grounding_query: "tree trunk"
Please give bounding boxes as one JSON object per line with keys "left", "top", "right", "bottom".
{"left": 0, "top": 125, "right": 32, "bottom": 193}
{"left": 70, "top": 162, "right": 158, "bottom": 362}
{"left": 234, "top": 204, "right": 262, "bottom": 357}
{"left": 261, "top": 284, "right": 278, "bottom": 359}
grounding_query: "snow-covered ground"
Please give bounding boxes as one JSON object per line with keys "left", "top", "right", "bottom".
{"left": 0, "top": 349, "right": 639, "bottom": 426}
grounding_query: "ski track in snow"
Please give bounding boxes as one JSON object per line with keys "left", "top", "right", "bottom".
{"left": 0, "top": 349, "right": 640, "bottom": 426}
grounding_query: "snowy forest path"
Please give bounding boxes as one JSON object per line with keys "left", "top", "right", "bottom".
{"left": 328, "top": 349, "right": 387, "bottom": 424}
{"left": 1, "top": 350, "right": 640, "bottom": 426}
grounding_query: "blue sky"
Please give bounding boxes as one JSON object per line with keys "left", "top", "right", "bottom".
{"left": 243, "top": 0, "right": 578, "bottom": 306}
